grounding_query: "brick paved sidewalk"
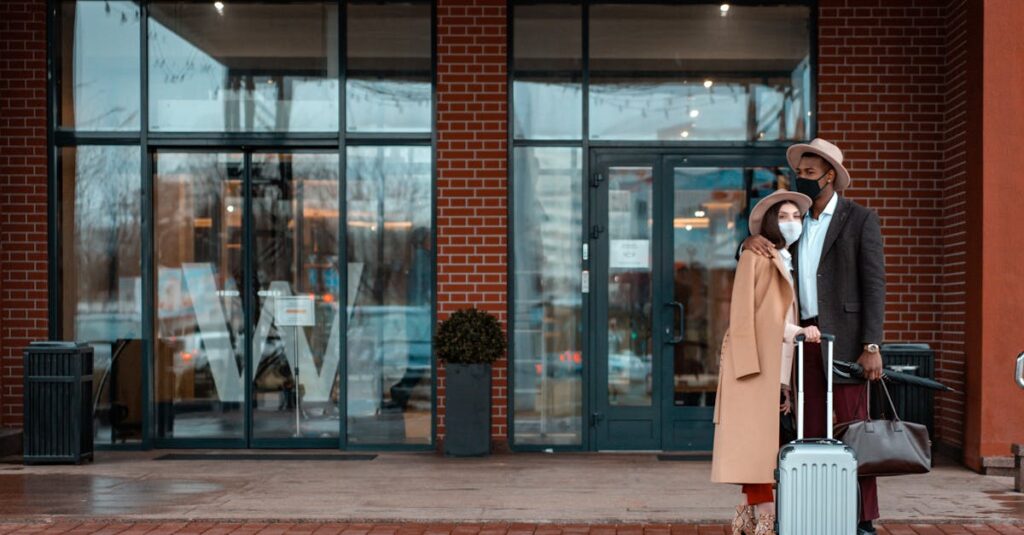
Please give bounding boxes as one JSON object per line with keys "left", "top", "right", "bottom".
{"left": 0, "top": 523, "right": 1022, "bottom": 535}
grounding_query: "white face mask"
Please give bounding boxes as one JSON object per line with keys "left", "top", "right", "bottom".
{"left": 779, "top": 221, "right": 803, "bottom": 246}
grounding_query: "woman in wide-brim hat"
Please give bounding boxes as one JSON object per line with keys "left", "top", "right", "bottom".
{"left": 710, "top": 190, "right": 820, "bottom": 535}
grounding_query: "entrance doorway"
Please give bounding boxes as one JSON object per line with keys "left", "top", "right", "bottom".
{"left": 588, "top": 150, "right": 786, "bottom": 451}
{"left": 152, "top": 150, "right": 342, "bottom": 447}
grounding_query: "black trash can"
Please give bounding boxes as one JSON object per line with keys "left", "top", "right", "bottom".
{"left": 879, "top": 343, "right": 936, "bottom": 437}
{"left": 23, "top": 342, "right": 94, "bottom": 465}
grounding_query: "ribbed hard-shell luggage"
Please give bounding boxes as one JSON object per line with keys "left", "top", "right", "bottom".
{"left": 775, "top": 333, "right": 858, "bottom": 535}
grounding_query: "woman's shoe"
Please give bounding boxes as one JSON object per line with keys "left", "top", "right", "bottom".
{"left": 731, "top": 505, "right": 755, "bottom": 535}
{"left": 753, "top": 511, "right": 776, "bottom": 535}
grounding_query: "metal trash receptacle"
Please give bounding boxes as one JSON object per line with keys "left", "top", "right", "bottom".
{"left": 23, "top": 342, "right": 94, "bottom": 465}
{"left": 880, "top": 343, "right": 936, "bottom": 437}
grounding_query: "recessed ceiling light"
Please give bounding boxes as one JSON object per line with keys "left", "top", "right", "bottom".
{"left": 704, "top": 79, "right": 714, "bottom": 89}
{"left": 689, "top": 109, "right": 700, "bottom": 118}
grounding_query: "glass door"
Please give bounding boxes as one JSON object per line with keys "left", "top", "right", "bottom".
{"left": 249, "top": 152, "right": 341, "bottom": 446}
{"left": 589, "top": 153, "right": 666, "bottom": 450}
{"left": 658, "top": 155, "right": 784, "bottom": 451}
{"left": 153, "top": 149, "right": 342, "bottom": 447}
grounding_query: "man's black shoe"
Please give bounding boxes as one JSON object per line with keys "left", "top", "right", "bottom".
{"left": 857, "top": 521, "right": 877, "bottom": 534}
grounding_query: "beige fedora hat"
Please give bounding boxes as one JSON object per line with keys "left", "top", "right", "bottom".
{"left": 749, "top": 190, "right": 813, "bottom": 236}
{"left": 786, "top": 138, "right": 852, "bottom": 192}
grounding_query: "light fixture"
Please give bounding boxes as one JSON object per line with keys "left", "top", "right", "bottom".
{"left": 695, "top": 210, "right": 706, "bottom": 217}
{"left": 704, "top": 79, "right": 714, "bottom": 89}
{"left": 720, "top": 3, "right": 730, "bottom": 15}
{"left": 214, "top": 1, "right": 225, "bottom": 14}
{"left": 680, "top": 130, "right": 690, "bottom": 138}
{"left": 685, "top": 225, "right": 694, "bottom": 231}
{"left": 689, "top": 109, "right": 700, "bottom": 118}
{"left": 226, "top": 205, "right": 235, "bottom": 213}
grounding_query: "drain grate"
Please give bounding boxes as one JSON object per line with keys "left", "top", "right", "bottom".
{"left": 154, "top": 453, "right": 377, "bottom": 461}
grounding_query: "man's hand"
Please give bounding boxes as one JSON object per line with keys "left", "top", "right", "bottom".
{"left": 857, "top": 349, "right": 884, "bottom": 381}
{"left": 740, "top": 234, "right": 777, "bottom": 258}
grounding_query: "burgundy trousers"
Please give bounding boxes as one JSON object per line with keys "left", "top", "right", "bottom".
{"left": 798, "top": 327, "right": 880, "bottom": 522}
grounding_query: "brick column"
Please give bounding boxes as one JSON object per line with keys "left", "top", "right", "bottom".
{"left": 817, "top": 0, "right": 955, "bottom": 449}
{"left": 0, "top": 0, "right": 49, "bottom": 427}
{"left": 435, "top": 0, "right": 509, "bottom": 448}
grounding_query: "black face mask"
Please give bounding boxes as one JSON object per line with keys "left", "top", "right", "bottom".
{"left": 796, "top": 171, "right": 830, "bottom": 199}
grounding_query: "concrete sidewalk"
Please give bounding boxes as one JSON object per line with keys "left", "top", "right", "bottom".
{"left": 0, "top": 451, "right": 1021, "bottom": 525}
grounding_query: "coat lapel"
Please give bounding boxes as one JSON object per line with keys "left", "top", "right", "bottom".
{"left": 819, "top": 196, "right": 851, "bottom": 267}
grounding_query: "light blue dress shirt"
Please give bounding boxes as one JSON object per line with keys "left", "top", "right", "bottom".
{"left": 797, "top": 192, "right": 838, "bottom": 320}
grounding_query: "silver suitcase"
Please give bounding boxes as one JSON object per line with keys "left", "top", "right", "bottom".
{"left": 776, "top": 333, "right": 858, "bottom": 535}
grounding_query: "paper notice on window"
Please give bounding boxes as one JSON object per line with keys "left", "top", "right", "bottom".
{"left": 275, "top": 295, "right": 316, "bottom": 327}
{"left": 609, "top": 239, "right": 650, "bottom": 269}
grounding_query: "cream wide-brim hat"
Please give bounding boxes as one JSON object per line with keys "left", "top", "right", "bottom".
{"left": 749, "top": 190, "right": 813, "bottom": 236}
{"left": 786, "top": 137, "right": 852, "bottom": 193}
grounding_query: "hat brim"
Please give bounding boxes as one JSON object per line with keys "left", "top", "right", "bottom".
{"left": 749, "top": 191, "right": 813, "bottom": 236}
{"left": 787, "top": 143, "right": 852, "bottom": 192}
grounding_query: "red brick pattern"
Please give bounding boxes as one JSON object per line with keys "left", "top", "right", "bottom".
{"left": 816, "top": 0, "right": 965, "bottom": 450}
{"left": 0, "top": 522, "right": 1020, "bottom": 535}
{"left": 937, "top": 0, "right": 969, "bottom": 452}
{"left": 0, "top": 0, "right": 48, "bottom": 428}
{"left": 435, "top": 0, "right": 509, "bottom": 445}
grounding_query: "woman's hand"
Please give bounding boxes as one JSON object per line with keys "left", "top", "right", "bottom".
{"left": 798, "top": 325, "right": 822, "bottom": 343}
{"left": 780, "top": 386, "right": 792, "bottom": 414}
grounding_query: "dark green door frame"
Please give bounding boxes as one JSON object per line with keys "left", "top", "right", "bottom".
{"left": 588, "top": 148, "right": 789, "bottom": 452}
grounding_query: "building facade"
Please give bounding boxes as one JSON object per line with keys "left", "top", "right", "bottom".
{"left": 1, "top": 0, "right": 1022, "bottom": 471}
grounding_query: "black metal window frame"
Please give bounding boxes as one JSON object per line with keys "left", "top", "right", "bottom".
{"left": 505, "top": 0, "right": 819, "bottom": 451}
{"left": 46, "top": 0, "right": 439, "bottom": 451}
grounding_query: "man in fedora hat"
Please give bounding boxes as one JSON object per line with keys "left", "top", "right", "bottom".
{"left": 743, "top": 138, "right": 886, "bottom": 533}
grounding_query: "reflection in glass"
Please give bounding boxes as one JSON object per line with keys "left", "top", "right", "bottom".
{"left": 670, "top": 167, "right": 781, "bottom": 410}
{"left": 346, "top": 146, "right": 433, "bottom": 445}
{"left": 251, "top": 153, "right": 341, "bottom": 439}
{"left": 512, "top": 147, "right": 583, "bottom": 446}
{"left": 59, "top": 1, "right": 141, "bottom": 130}
{"left": 512, "top": 4, "right": 582, "bottom": 140}
{"left": 513, "top": 80, "right": 582, "bottom": 140}
{"left": 607, "top": 167, "right": 653, "bottom": 407}
{"left": 60, "top": 146, "right": 143, "bottom": 444}
{"left": 154, "top": 152, "right": 245, "bottom": 439}
{"left": 148, "top": 2, "right": 339, "bottom": 132}
{"left": 589, "top": 4, "right": 810, "bottom": 141}
{"left": 346, "top": 3, "right": 431, "bottom": 133}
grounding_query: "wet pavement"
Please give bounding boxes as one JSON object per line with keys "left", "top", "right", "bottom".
{"left": 0, "top": 522, "right": 1021, "bottom": 534}
{"left": 0, "top": 451, "right": 1021, "bottom": 525}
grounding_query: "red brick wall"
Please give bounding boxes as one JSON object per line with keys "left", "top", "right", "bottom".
{"left": 817, "top": 0, "right": 963, "bottom": 449}
{"left": 435, "top": 0, "right": 509, "bottom": 446}
{"left": 0, "top": 0, "right": 49, "bottom": 428}
{"left": 937, "top": 0, "right": 969, "bottom": 454}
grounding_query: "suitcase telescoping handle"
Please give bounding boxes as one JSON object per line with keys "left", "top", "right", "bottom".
{"left": 794, "top": 333, "right": 836, "bottom": 441}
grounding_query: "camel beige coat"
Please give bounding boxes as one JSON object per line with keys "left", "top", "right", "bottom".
{"left": 710, "top": 250, "right": 801, "bottom": 484}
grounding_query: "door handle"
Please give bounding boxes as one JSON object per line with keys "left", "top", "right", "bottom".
{"left": 666, "top": 301, "right": 684, "bottom": 344}
{"left": 1016, "top": 352, "right": 1024, "bottom": 390}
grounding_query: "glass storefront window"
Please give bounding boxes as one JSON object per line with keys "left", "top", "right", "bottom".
{"left": 512, "top": 147, "right": 584, "bottom": 446}
{"left": 346, "top": 145, "right": 433, "bottom": 445}
{"left": 346, "top": 3, "right": 431, "bottom": 133}
{"left": 61, "top": 146, "right": 143, "bottom": 444}
{"left": 148, "top": 2, "right": 340, "bottom": 132}
{"left": 59, "top": 1, "right": 141, "bottom": 131}
{"left": 154, "top": 152, "right": 246, "bottom": 439}
{"left": 589, "top": 3, "right": 811, "bottom": 141}
{"left": 513, "top": 4, "right": 582, "bottom": 140}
